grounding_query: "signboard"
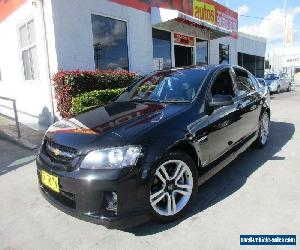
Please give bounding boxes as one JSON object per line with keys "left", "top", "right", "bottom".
{"left": 284, "top": 16, "right": 293, "bottom": 47}
{"left": 0, "top": 0, "right": 26, "bottom": 22}
{"left": 283, "top": 55, "right": 300, "bottom": 67}
{"left": 110, "top": 0, "right": 238, "bottom": 38}
{"left": 174, "top": 33, "right": 194, "bottom": 46}
{"left": 193, "top": 0, "right": 216, "bottom": 24}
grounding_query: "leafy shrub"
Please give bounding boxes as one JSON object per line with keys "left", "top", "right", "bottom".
{"left": 72, "top": 88, "right": 125, "bottom": 114}
{"left": 52, "top": 70, "right": 137, "bottom": 118}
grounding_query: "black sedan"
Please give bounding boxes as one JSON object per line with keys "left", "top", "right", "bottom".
{"left": 36, "top": 65, "right": 270, "bottom": 228}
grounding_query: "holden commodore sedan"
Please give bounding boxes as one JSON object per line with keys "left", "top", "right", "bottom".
{"left": 37, "top": 65, "right": 270, "bottom": 228}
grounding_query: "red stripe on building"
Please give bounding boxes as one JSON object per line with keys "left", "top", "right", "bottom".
{"left": 0, "top": 0, "right": 27, "bottom": 22}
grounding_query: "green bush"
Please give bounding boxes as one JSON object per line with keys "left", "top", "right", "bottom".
{"left": 52, "top": 70, "right": 137, "bottom": 118}
{"left": 72, "top": 88, "right": 125, "bottom": 115}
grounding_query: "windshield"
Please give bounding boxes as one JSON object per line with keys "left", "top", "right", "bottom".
{"left": 265, "top": 74, "right": 279, "bottom": 80}
{"left": 116, "top": 68, "right": 208, "bottom": 103}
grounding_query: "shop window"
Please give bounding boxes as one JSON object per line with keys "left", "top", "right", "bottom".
{"left": 238, "top": 52, "right": 265, "bottom": 78}
{"left": 196, "top": 39, "right": 208, "bottom": 65}
{"left": 152, "top": 29, "right": 171, "bottom": 70}
{"left": 219, "top": 44, "right": 229, "bottom": 64}
{"left": 91, "top": 14, "right": 129, "bottom": 71}
{"left": 19, "top": 20, "right": 39, "bottom": 80}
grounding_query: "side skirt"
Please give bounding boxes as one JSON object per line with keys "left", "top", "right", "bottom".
{"left": 197, "top": 132, "right": 257, "bottom": 186}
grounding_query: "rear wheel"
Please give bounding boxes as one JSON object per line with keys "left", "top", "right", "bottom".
{"left": 149, "top": 151, "right": 198, "bottom": 222}
{"left": 254, "top": 112, "right": 270, "bottom": 148}
{"left": 287, "top": 84, "right": 292, "bottom": 92}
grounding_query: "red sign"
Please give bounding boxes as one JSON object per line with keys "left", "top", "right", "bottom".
{"left": 110, "top": 0, "right": 238, "bottom": 38}
{"left": 0, "top": 0, "right": 26, "bottom": 22}
{"left": 174, "top": 33, "right": 194, "bottom": 46}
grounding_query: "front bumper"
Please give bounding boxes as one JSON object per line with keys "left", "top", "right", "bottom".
{"left": 36, "top": 155, "right": 150, "bottom": 229}
{"left": 268, "top": 84, "right": 278, "bottom": 93}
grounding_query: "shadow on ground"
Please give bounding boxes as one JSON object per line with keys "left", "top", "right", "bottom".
{"left": 127, "top": 121, "right": 295, "bottom": 236}
{"left": 0, "top": 138, "right": 37, "bottom": 176}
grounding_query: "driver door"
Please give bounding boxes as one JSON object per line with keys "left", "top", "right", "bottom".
{"left": 206, "top": 68, "right": 243, "bottom": 163}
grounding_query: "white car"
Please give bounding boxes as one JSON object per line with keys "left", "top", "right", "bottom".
{"left": 265, "top": 73, "right": 292, "bottom": 93}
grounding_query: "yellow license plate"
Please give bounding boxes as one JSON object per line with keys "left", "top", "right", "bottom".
{"left": 41, "top": 170, "right": 60, "bottom": 193}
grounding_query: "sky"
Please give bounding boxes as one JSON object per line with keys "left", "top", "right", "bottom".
{"left": 215, "top": 0, "right": 300, "bottom": 59}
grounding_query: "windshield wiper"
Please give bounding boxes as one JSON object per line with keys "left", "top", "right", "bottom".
{"left": 159, "top": 100, "right": 191, "bottom": 103}
{"left": 126, "top": 99, "right": 190, "bottom": 104}
{"left": 127, "top": 99, "right": 160, "bottom": 103}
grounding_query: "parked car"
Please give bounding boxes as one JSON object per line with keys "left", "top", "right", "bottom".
{"left": 265, "top": 73, "right": 292, "bottom": 93}
{"left": 36, "top": 65, "right": 270, "bottom": 228}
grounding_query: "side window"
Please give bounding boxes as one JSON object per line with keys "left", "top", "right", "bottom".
{"left": 234, "top": 68, "right": 255, "bottom": 96}
{"left": 250, "top": 75, "right": 260, "bottom": 89}
{"left": 211, "top": 69, "right": 235, "bottom": 97}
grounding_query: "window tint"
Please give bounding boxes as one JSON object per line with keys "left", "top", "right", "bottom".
{"left": 92, "top": 14, "right": 129, "bottom": 71}
{"left": 152, "top": 29, "right": 172, "bottom": 70}
{"left": 19, "top": 20, "right": 39, "bottom": 80}
{"left": 211, "top": 69, "right": 235, "bottom": 97}
{"left": 234, "top": 68, "right": 255, "bottom": 95}
{"left": 257, "top": 78, "right": 266, "bottom": 87}
{"left": 250, "top": 75, "right": 260, "bottom": 89}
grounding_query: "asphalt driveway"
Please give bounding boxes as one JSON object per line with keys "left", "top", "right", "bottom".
{"left": 0, "top": 86, "right": 299, "bottom": 250}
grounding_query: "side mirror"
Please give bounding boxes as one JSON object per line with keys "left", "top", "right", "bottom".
{"left": 209, "top": 94, "right": 234, "bottom": 108}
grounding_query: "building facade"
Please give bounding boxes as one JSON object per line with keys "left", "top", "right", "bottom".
{"left": 0, "top": 0, "right": 266, "bottom": 128}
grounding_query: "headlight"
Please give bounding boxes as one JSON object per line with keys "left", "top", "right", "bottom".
{"left": 80, "top": 146, "right": 142, "bottom": 169}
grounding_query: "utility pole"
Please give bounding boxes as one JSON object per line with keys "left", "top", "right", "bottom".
{"left": 283, "top": 0, "right": 287, "bottom": 73}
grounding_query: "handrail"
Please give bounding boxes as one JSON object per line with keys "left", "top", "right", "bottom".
{"left": 0, "top": 96, "right": 21, "bottom": 139}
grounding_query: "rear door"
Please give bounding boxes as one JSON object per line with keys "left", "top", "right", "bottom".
{"left": 233, "top": 67, "right": 261, "bottom": 138}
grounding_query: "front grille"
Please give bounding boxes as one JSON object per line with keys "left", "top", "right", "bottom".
{"left": 42, "top": 139, "right": 78, "bottom": 171}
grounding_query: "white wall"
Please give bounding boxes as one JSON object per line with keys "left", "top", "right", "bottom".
{"left": 237, "top": 32, "right": 266, "bottom": 57}
{"left": 0, "top": 0, "right": 56, "bottom": 129}
{"left": 209, "top": 36, "right": 237, "bottom": 65}
{"left": 50, "top": 0, "right": 154, "bottom": 74}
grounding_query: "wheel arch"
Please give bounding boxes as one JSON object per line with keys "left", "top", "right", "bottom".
{"left": 168, "top": 141, "right": 201, "bottom": 170}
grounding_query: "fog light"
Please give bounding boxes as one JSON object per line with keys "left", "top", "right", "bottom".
{"left": 106, "top": 191, "right": 118, "bottom": 214}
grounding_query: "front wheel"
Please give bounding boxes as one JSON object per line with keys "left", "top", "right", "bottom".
{"left": 276, "top": 86, "right": 281, "bottom": 94}
{"left": 287, "top": 84, "right": 292, "bottom": 92}
{"left": 148, "top": 151, "right": 198, "bottom": 222}
{"left": 254, "top": 112, "right": 270, "bottom": 148}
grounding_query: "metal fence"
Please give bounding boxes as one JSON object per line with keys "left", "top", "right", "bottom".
{"left": 0, "top": 96, "right": 21, "bottom": 139}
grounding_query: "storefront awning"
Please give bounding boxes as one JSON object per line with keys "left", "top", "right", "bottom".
{"left": 151, "top": 7, "right": 231, "bottom": 40}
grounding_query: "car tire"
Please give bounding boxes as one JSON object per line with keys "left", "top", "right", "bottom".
{"left": 254, "top": 112, "right": 270, "bottom": 148}
{"left": 148, "top": 151, "right": 198, "bottom": 223}
{"left": 287, "top": 84, "right": 291, "bottom": 92}
{"left": 276, "top": 86, "right": 281, "bottom": 94}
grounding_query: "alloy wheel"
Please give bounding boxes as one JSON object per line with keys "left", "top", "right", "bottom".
{"left": 150, "top": 160, "right": 193, "bottom": 217}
